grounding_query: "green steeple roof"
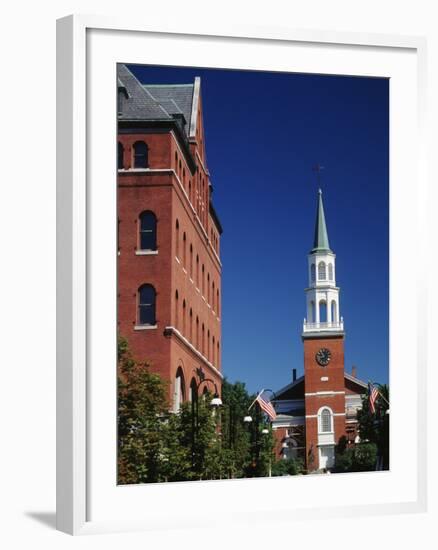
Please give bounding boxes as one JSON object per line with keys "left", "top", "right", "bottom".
{"left": 311, "top": 189, "right": 332, "bottom": 253}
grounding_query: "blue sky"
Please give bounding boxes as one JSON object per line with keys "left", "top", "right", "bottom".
{"left": 128, "top": 65, "right": 389, "bottom": 394}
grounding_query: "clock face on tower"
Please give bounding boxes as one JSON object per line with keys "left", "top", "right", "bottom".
{"left": 315, "top": 347, "right": 331, "bottom": 366}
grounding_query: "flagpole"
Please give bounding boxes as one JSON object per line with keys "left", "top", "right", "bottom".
{"left": 248, "top": 389, "right": 264, "bottom": 412}
{"left": 369, "top": 380, "right": 390, "bottom": 406}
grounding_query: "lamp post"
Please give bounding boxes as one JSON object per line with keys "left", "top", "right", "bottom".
{"left": 244, "top": 389, "right": 276, "bottom": 477}
{"left": 190, "top": 366, "right": 222, "bottom": 470}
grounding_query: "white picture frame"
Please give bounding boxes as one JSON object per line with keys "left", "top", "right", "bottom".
{"left": 56, "top": 15, "right": 428, "bottom": 535}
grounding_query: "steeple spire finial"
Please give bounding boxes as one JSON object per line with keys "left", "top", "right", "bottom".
{"left": 311, "top": 188, "right": 332, "bottom": 253}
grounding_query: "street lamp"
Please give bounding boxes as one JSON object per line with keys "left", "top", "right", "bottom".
{"left": 193, "top": 367, "right": 221, "bottom": 401}
{"left": 190, "top": 366, "right": 222, "bottom": 470}
{"left": 210, "top": 394, "right": 223, "bottom": 407}
{"left": 243, "top": 415, "right": 253, "bottom": 423}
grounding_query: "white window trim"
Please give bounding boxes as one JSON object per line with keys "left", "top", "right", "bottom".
{"left": 134, "top": 324, "right": 158, "bottom": 330}
{"left": 318, "top": 406, "right": 334, "bottom": 434}
{"left": 135, "top": 249, "right": 158, "bottom": 256}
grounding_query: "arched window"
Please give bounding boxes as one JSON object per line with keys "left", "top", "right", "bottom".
{"left": 331, "top": 300, "right": 337, "bottom": 323}
{"left": 318, "top": 261, "right": 326, "bottom": 280}
{"left": 118, "top": 142, "right": 124, "bottom": 169}
{"left": 189, "top": 308, "right": 193, "bottom": 342}
{"left": 190, "top": 244, "right": 193, "bottom": 278}
{"left": 138, "top": 284, "right": 156, "bottom": 325}
{"left": 175, "top": 220, "right": 180, "bottom": 258}
{"left": 319, "top": 408, "right": 333, "bottom": 433}
{"left": 202, "top": 323, "right": 205, "bottom": 355}
{"left": 175, "top": 290, "right": 179, "bottom": 329}
{"left": 139, "top": 211, "right": 157, "bottom": 251}
{"left": 212, "top": 282, "right": 215, "bottom": 311}
{"left": 202, "top": 264, "right": 205, "bottom": 295}
{"left": 311, "top": 263, "right": 316, "bottom": 282}
{"left": 217, "top": 289, "right": 220, "bottom": 317}
{"left": 196, "top": 255, "right": 200, "bottom": 286}
{"left": 310, "top": 300, "right": 315, "bottom": 323}
{"left": 183, "top": 233, "right": 187, "bottom": 268}
{"left": 182, "top": 300, "right": 186, "bottom": 336}
{"left": 328, "top": 263, "right": 334, "bottom": 281}
{"left": 196, "top": 316, "right": 199, "bottom": 348}
{"left": 173, "top": 368, "right": 185, "bottom": 412}
{"left": 217, "top": 341, "right": 220, "bottom": 369}
{"left": 133, "top": 141, "right": 148, "bottom": 168}
{"left": 212, "top": 336, "right": 216, "bottom": 366}
{"left": 190, "top": 378, "right": 197, "bottom": 403}
{"left": 207, "top": 273, "right": 210, "bottom": 303}
{"left": 319, "top": 300, "right": 327, "bottom": 323}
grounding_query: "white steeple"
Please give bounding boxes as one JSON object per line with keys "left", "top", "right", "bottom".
{"left": 303, "top": 189, "right": 344, "bottom": 335}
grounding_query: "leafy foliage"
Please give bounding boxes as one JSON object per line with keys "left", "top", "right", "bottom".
{"left": 220, "top": 380, "right": 253, "bottom": 478}
{"left": 357, "top": 383, "right": 389, "bottom": 469}
{"left": 334, "top": 440, "right": 378, "bottom": 473}
{"left": 118, "top": 336, "right": 174, "bottom": 484}
{"left": 271, "top": 458, "right": 303, "bottom": 476}
{"left": 117, "top": 339, "right": 278, "bottom": 484}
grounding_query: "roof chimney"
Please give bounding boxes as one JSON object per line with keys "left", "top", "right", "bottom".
{"left": 292, "top": 368, "right": 297, "bottom": 382}
{"left": 351, "top": 365, "right": 357, "bottom": 378}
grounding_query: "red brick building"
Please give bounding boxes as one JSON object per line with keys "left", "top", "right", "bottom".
{"left": 117, "top": 64, "right": 223, "bottom": 410}
{"left": 272, "top": 190, "right": 367, "bottom": 471}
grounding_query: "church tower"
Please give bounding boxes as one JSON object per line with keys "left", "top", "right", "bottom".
{"left": 302, "top": 189, "right": 346, "bottom": 471}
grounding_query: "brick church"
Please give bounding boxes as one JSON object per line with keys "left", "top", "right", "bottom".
{"left": 117, "top": 64, "right": 223, "bottom": 410}
{"left": 271, "top": 189, "right": 368, "bottom": 472}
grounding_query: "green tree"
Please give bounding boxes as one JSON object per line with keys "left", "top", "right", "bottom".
{"left": 220, "top": 380, "right": 253, "bottom": 478}
{"left": 244, "top": 401, "right": 275, "bottom": 478}
{"left": 271, "top": 458, "right": 303, "bottom": 476}
{"left": 176, "top": 394, "right": 225, "bottom": 480}
{"left": 353, "top": 442, "right": 378, "bottom": 471}
{"left": 357, "top": 383, "right": 389, "bottom": 470}
{"left": 118, "top": 337, "right": 278, "bottom": 483}
{"left": 334, "top": 440, "right": 378, "bottom": 473}
{"left": 118, "top": 336, "right": 173, "bottom": 484}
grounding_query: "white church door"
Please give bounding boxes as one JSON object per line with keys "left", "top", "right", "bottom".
{"left": 319, "top": 446, "right": 335, "bottom": 469}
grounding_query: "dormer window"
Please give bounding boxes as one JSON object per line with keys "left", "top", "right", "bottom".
{"left": 117, "top": 83, "right": 128, "bottom": 115}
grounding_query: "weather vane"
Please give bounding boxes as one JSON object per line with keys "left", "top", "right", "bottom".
{"left": 312, "top": 163, "right": 325, "bottom": 191}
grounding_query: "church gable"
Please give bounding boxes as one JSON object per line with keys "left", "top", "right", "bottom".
{"left": 274, "top": 377, "right": 305, "bottom": 400}
{"left": 345, "top": 373, "right": 367, "bottom": 395}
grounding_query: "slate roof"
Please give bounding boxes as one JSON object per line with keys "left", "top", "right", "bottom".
{"left": 117, "top": 64, "right": 195, "bottom": 137}
{"left": 117, "top": 64, "right": 173, "bottom": 122}
{"left": 143, "top": 84, "right": 194, "bottom": 137}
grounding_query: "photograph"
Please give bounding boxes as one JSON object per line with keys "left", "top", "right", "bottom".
{"left": 116, "top": 62, "right": 390, "bottom": 484}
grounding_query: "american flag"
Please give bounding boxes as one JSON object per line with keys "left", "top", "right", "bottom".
{"left": 256, "top": 393, "right": 277, "bottom": 421}
{"left": 368, "top": 382, "right": 379, "bottom": 414}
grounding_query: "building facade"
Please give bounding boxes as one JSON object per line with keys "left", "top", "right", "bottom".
{"left": 117, "top": 64, "right": 223, "bottom": 410}
{"left": 272, "top": 189, "right": 367, "bottom": 471}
